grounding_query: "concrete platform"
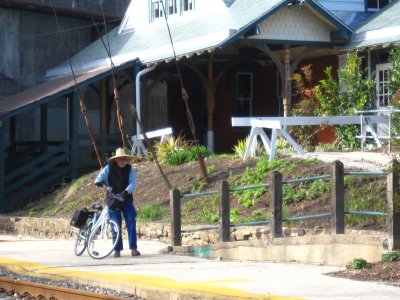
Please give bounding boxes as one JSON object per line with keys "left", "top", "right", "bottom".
{"left": 288, "top": 151, "right": 392, "bottom": 171}
{"left": 0, "top": 235, "right": 399, "bottom": 299}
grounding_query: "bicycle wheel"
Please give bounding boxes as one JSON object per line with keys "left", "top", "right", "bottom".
{"left": 87, "top": 219, "right": 120, "bottom": 259}
{"left": 74, "top": 225, "right": 88, "bottom": 256}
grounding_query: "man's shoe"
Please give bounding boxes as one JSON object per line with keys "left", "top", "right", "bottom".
{"left": 131, "top": 249, "right": 141, "bottom": 256}
{"left": 113, "top": 250, "right": 121, "bottom": 258}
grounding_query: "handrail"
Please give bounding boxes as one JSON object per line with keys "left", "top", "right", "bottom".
{"left": 172, "top": 161, "right": 389, "bottom": 240}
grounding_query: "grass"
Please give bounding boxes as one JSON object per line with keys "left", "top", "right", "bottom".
{"left": 137, "top": 204, "right": 168, "bottom": 222}
{"left": 19, "top": 150, "right": 388, "bottom": 231}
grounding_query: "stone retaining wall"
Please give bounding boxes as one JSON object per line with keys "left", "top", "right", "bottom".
{"left": 0, "top": 216, "right": 388, "bottom": 265}
{"left": 0, "top": 216, "right": 331, "bottom": 244}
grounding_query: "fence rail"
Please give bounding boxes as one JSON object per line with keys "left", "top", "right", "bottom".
{"left": 169, "top": 159, "right": 400, "bottom": 250}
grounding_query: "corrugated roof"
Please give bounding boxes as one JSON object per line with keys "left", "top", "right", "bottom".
{"left": 343, "top": 0, "right": 400, "bottom": 50}
{"left": 0, "top": 67, "right": 112, "bottom": 119}
{"left": 45, "top": 0, "right": 351, "bottom": 79}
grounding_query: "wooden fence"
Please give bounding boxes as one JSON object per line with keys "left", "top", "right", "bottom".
{"left": 169, "top": 160, "right": 400, "bottom": 250}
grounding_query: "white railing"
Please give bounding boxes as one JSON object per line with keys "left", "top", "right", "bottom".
{"left": 131, "top": 127, "right": 173, "bottom": 156}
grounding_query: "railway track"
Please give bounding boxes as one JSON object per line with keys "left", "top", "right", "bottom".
{"left": 0, "top": 277, "right": 133, "bottom": 300}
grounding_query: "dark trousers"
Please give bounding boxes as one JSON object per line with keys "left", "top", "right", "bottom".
{"left": 108, "top": 200, "right": 137, "bottom": 251}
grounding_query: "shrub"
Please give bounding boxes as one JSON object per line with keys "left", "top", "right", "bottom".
{"left": 154, "top": 135, "right": 188, "bottom": 164}
{"left": 166, "top": 150, "right": 188, "bottom": 166}
{"left": 316, "top": 52, "right": 375, "bottom": 150}
{"left": 350, "top": 258, "right": 371, "bottom": 269}
{"left": 233, "top": 136, "right": 261, "bottom": 159}
{"left": 185, "top": 145, "right": 209, "bottom": 162}
{"left": 381, "top": 251, "right": 400, "bottom": 262}
{"left": 291, "top": 65, "right": 321, "bottom": 150}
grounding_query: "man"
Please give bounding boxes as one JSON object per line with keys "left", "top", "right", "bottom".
{"left": 94, "top": 147, "right": 140, "bottom": 257}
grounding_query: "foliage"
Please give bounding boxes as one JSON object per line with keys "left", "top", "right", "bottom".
{"left": 232, "top": 158, "right": 292, "bottom": 208}
{"left": 344, "top": 177, "right": 386, "bottom": 227}
{"left": 190, "top": 174, "right": 207, "bottom": 193}
{"left": 232, "top": 136, "right": 261, "bottom": 159}
{"left": 181, "top": 196, "right": 219, "bottom": 224}
{"left": 291, "top": 64, "right": 321, "bottom": 150}
{"left": 306, "top": 180, "right": 329, "bottom": 199}
{"left": 166, "top": 150, "right": 188, "bottom": 166}
{"left": 154, "top": 135, "right": 188, "bottom": 164}
{"left": 230, "top": 208, "right": 241, "bottom": 223}
{"left": 350, "top": 258, "right": 371, "bottom": 269}
{"left": 283, "top": 184, "right": 307, "bottom": 204}
{"left": 316, "top": 52, "right": 375, "bottom": 149}
{"left": 381, "top": 251, "right": 400, "bottom": 262}
{"left": 275, "top": 139, "right": 295, "bottom": 154}
{"left": 137, "top": 203, "right": 167, "bottom": 221}
{"left": 165, "top": 145, "right": 209, "bottom": 166}
{"left": 81, "top": 195, "right": 91, "bottom": 205}
{"left": 388, "top": 46, "right": 400, "bottom": 144}
{"left": 389, "top": 46, "right": 400, "bottom": 100}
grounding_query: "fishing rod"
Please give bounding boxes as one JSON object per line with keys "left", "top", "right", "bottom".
{"left": 49, "top": 0, "right": 103, "bottom": 169}
{"left": 85, "top": 0, "right": 172, "bottom": 189}
{"left": 160, "top": 1, "right": 208, "bottom": 182}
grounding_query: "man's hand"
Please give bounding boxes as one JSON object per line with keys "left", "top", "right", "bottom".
{"left": 122, "top": 190, "right": 130, "bottom": 201}
{"left": 95, "top": 181, "right": 103, "bottom": 188}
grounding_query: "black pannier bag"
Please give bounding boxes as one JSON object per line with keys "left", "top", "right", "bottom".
{"left": 70, "top": 209, "right": 91, "bottom": 228}
{"left": 106, "top": 193, "right": 125, "bottom": 211}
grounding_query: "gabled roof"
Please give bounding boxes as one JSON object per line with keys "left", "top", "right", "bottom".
{"left": 344, "top": 0, "right": 400, "bottom": 50}
{"left": 45, "top": 0, "right": 352, "bottom": 79}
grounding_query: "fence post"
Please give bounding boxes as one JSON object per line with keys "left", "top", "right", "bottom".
{"left": 270, "top": 171, "right": 282, "bottom": 238}
{"left": 170, "top": 188, "right": 181, "bottom": 246}
{"left": 331, "top": 160, "right": 344, "bottom": 234}
{"left": 219, "top": 180, "right": 230, "bottom": 242}
{"left": 387, "top": 159, "right": 400, "bottom": 250}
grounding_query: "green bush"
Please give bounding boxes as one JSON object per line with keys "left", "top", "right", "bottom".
{"left": 381, "top": 251, "right": 400, "bottom": 262}
{"left": 185, "top": 145, "right": 209, "bottom": 162}
{"left": 163, "top": 145, "right": 209, "bottom": 166}
{"left": 154, "top": 135, "right": 188, "bottom": 164}
{"left": 350, "top": 258, "right": 371, "bottom": 269}
{"left": 316, "top": 52, "right": 375, "bottom": 149}
{"left": 166, "top": 150, "right": 188, "bottom": 166}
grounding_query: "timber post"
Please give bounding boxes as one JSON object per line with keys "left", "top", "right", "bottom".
{"left": 270, "top": 171, "right": 283, "bottom": 238}
{"left": 0, "top": 121, "right": 4, "bottom": 212}
{"left": 69, "top": 93, "right": 79, "bottom": 179}
{"left": 219, "top": 180, "right": 230, "bottom": 242}
{"left": 331, "top": 160, "right": 344, "bottom": 234}
{"left": 170, "top": 188, "right": 182, "bottom": 246}
{"left": 387, "top": 159, "right": 400, "bottom": 250}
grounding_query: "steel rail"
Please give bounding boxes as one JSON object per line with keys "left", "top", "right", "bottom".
{"left": 0, "top": 277, "right": 130, "bottom": 300}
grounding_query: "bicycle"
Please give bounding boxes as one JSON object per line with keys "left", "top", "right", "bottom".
{"left": 74, "top": 204, "right": 100, "bottom": 256}
{"left": 73, "top": 190, "right": 123, "bottom": 259}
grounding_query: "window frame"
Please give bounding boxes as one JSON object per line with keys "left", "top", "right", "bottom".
{"left": 375, "top": 63, "right": 392, "bottom": 108}
{"left": 167, "top": 0, "right": 178, "bottom": 17}
{"left": 236, "top": 72, "right": 254, "bottom": 117}
{"left": 182, "top": 0, "right": 194, "bottom": 14}
{"left": 150, "top": 0, "right": 194, "bottom": 22}
{"left": 151, "top": 0, "right": 164, "bottom": 22}
{"left": 367, "top": 0, "right": 391, "bottom": 11}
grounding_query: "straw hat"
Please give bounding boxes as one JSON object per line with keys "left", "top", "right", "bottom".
{"left": 108, "top": 148, "right": 133, "bottom": 162}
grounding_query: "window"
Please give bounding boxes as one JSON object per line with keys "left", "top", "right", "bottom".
{"left": 236, "top": 73, "right": 253, "bottom": 116}
{"left": 167, "top": 0, "right": 178, "bottom": 16}
{"left": 376, "top": 63, "right": 392, "bottom": 108}
{"left": 367, "top": 0, "right": 391, "bottom": 11}
{"left": 183, "top": 0, "right": 194, "bottom": 13}
{"left": 151, "top": 0, "right": 164, "bottom": 21}
{"left": 150, "top": 0, "right": 194, "bottom": 22}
